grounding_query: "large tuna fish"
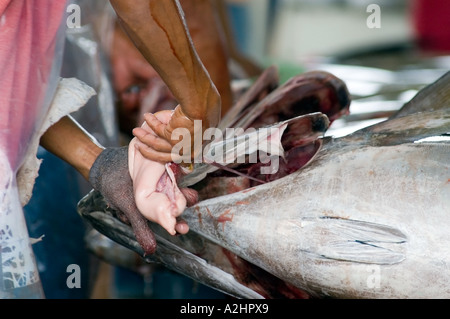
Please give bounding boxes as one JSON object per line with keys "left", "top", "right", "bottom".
{"left": 78, "top": 69, "right": 450, "bottom": 299}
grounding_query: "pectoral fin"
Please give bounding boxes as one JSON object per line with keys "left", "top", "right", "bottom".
{"left": 290, "top": 217, "right": 407, "bottom": 265}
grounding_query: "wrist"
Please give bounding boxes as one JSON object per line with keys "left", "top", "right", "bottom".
{"left": 179, "top": 86, "right": 222, "bottom": 128}
{"left": 81, "top": 143, "right": 105, "bottom": 181}
{"left": 88, "top": 146, "right": 128, "bottom": 189}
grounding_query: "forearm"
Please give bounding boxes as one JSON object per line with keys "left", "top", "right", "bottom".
{"left": 39, "top": 116, "right": 104, "bottom": 180}
{"left": 109, "top": 0, "right": 221, "bottom": 128}
{"left": 180, "top": 0, "right": 232, "bottom": 116}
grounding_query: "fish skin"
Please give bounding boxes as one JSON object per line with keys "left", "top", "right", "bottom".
{"left": 79, "top": 67, "right": 346, "bottom": 298}
{"left": 180, "top": 72, "right": 450, "bottom": 298}
{"left": 78, "top": 189, "right": 302, "bottom": 299}
{"left": 79, "top": 70, "right": 450, "bottom": 298}
{"left": 183, "top": 137, "right": 449, "bottom": 298}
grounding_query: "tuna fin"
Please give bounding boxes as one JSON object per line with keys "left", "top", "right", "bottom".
{"left": 179, "top": 112, "right": 329, "bottom": 188}
{"left": 292, "top": 217, "right": 407, "bottom": 265}
{"left": 345, "top": 71, "right": 450, "bottom": 145}
{"left": 351, "top": 109, "right": 450, "bottom": 146}
{"left": 391, "top": 71, "right": 450, "bottom": 119}
{"left": 219, "top": 65, "right": 279, "bottom": 130}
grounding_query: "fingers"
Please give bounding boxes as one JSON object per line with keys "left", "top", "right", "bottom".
{"left": 132, "top": 127, "right": 173, "bottom": 153}
{"left": 133, "top": 110, "right": 194, "bottom": 163}
{"left": 144, "top": 109, "right": 194, "bottom": 145}
{"left": 127, "top": 207, "right": 158, "bottom": 255}
{"left": 142, "top": 112, "right": 172, "bottom": 142}
{"left": 132, "top": 107, "right": 200, "bottom": 163}
{"left": 175, "top": 219, "right": 189, "bottom": 235}
{"left": 134, "top": 140, "right": 186, "bottom": 163}
{"left": 134, "top": 141, "right": 175, "bottom": 163}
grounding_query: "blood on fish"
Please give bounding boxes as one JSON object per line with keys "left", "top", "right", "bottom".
{"left": 220, "top": 248, "right": 310, "bottom": 299}
{"left": 217, "top": 209, "right": 234, "bottom": 231}
{"left": 194, "top": 206, "right": 202, "bottom": 224}
{"left": 205, "top": 207, "right": 213, "bottom": 218}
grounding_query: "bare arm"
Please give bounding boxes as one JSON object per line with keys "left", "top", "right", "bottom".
{"left": 39, "top": 115, "right": 104, "bottom": 181}
{"left": 110, "top": 0, "right": 221, "bottom": 125}
{"left": 40, "top": 115, "right": 159, "bottom": 254}
{"left": 109, "top": 0, "right": 222, "bottom": 162}
{"left": 179, "top": 0, "right": 232, "bottom": 117}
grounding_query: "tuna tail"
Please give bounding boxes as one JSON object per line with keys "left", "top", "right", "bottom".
{"left": 344, "top": 71, "right": 450, "bottom": 146}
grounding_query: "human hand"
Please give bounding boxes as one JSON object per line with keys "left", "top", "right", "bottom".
{"left": 129, "top": 134, "right": 197, "bottom": 236}
{"left": 109, "top": 0, "right": 223, "bottom": 162}
{"left": 89, "top": 144, "right": 196, "bottom": 254}
{"left": 88, "top": 146, "right": 160, "bottom": 255}
{"left": 131, "top": 106, "right": 208, "bottom": 164}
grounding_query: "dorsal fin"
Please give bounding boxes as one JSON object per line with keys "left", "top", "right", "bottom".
{"left": 344, "top": 71, "right": 450, "bottom": 146}
{"left": 390, "top": 71, "right": 450, "bottom": 119}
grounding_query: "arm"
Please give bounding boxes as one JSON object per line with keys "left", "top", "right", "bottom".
{"left": 110, "top": 0, "right": 222, "bottom": 163}
{"left": 179, "top": 0, "right": 233, "bottom": 117}
{"left": 39, "top": 115, "right": 104, "bottom": 180}
{"left": 40, "top": 115, "right": 159, "bottom": 254}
